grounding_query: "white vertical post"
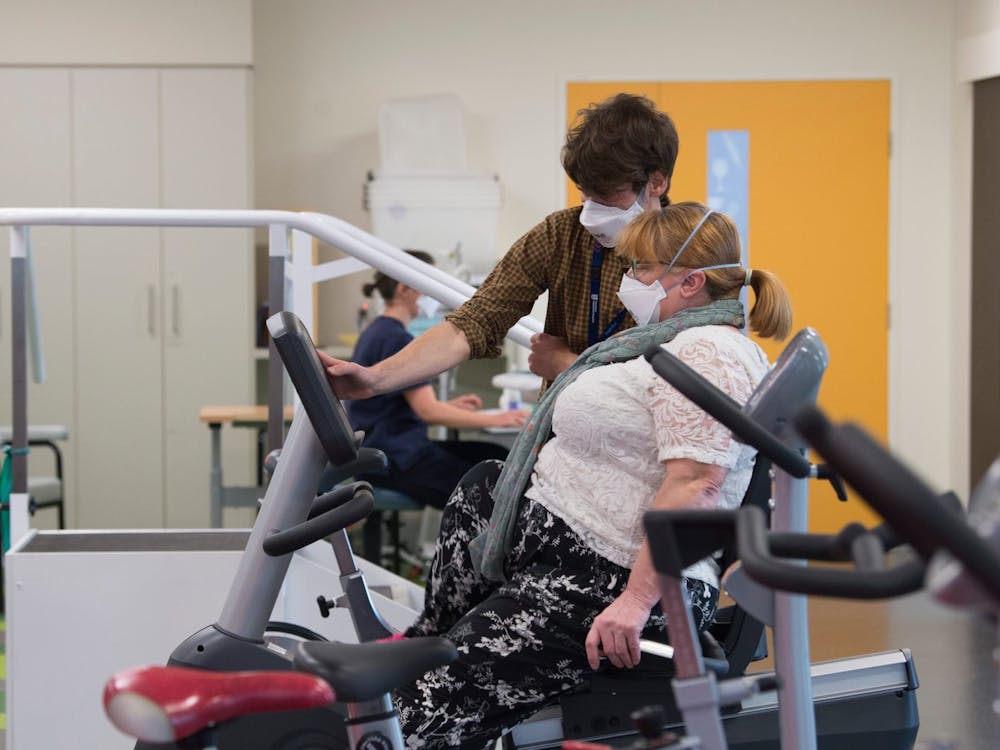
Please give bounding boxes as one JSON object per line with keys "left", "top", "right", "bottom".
{"left": 8, "top": 493, "right": 30, "bottom": 550}
{"left": 291, "top": 228, "right": 315, "bottom": 340}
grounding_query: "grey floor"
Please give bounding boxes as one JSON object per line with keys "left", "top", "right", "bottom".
{"left": 763, "top": 593, "right": 999, "bottom": 749}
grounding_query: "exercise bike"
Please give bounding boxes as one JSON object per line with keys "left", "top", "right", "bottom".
{"left": 633, "top": 361, "right": 1000, "bottom": 749}
{"left": 601, "top": 343, "right": 930, "bottom": 750}
{"left": 131, "top": 310, "right": 458, "bottom": 749}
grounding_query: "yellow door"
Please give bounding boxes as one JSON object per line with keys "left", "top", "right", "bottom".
{"left": 568, "top": 81, "right": 891, "bottom": 532}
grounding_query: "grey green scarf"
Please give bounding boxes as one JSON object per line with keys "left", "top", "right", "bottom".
{"left": 469, "top": 298, "right": 745, "bottom": 581}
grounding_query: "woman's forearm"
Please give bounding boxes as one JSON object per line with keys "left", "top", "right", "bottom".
{"left": 624, "top": 462, "right": 726, "bottom": 606}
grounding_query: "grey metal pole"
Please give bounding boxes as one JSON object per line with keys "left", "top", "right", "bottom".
{"left": 209, "top": 424, "right": 223, "bottom": 528}
{"left": 217, "top": 411, "right": 326, "bottom": 638}
{"left": 771, "top": 467, "right": 817, "bottom": 749}
{"left": 10, "top": 226, "right": 28, "bottom": 495}
{"left": 267, "top": 224, "right": 288, "bottom": 456}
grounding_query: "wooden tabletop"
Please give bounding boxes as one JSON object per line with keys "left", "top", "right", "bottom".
{"left": 199, "top": 405, "right": 295, "bottom": 425}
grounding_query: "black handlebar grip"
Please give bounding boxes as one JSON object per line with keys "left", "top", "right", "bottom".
{"left": 816, "top": 464, "right": 849, "bottom": 501}
{"left": 737, "top": 505, "right": 925, "bottom": 599}
{"left": 308, "top": 481, "right": 373, "bottom": 520}
{"left": 645, "top": 347, "right": 812, "bottom": 478}
{"left": 753, "top": 674, "right": 781, "bottom": 693}
{"left": 794, "top": 404, "right": 1000, "bottom": 603}
{"left": 850, "top": 532, "right": 887, "bottom": 571}
{"left": 263, "top": 488, "right": 374, "bottom": 557}
{"left": 317, "top": 447, "right": 389, "bottom": 493}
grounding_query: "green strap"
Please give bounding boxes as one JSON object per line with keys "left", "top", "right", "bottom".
{"left": 1, "top": 445, "right": 30, "bottom": 556}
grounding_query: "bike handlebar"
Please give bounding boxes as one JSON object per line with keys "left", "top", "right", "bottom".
{"left": 737, "top": 505, "right": 925, "bottom": 599}
{"left": 793, "top": 404, "right": 1000, "bottom": 603}
{"left": 263, "top": 486, "right": 374, "bottom": 557}
{"left": 308, "top": 481, "right": 372, "bottom": 520}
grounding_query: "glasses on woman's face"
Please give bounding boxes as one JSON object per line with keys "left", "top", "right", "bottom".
{"left": 628, "top": 260, "right": 664, "bottom": 279}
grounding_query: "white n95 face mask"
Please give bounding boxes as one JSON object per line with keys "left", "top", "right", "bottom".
{"left": 617, "top": 274, "right": 666, "bottom": 326}
{"left": 416, "top": 295, "right": 441, "bottom": 319}
{"left": 579, "top": 188, "right": 647, "bottom": 247}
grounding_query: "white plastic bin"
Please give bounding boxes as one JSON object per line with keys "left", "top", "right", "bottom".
{"left": 5, "top": 529, "right": 422, "bottom": 749}
{"left": 364, "top": 173, "right": 503, "bottom": 276}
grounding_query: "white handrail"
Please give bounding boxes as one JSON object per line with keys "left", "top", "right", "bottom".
{"left": 305, "top": 212, "right": 543, "bottom": 336}
{"left": 0, "top": 207, "right": 541, "bottom": 343}
{"left": 3, "top": 206, "right": 544, "bottom": 506}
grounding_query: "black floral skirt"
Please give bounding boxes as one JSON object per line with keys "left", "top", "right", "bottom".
{"left": 395, "top": 460, "right": 718, "bottom": 750}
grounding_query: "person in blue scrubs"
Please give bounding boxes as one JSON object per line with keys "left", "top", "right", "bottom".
{"left": 348, "top": 251, "right": 529, "bottom": 513}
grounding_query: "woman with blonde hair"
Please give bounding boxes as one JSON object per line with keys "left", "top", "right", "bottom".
{"left": 394, "top": 203, "right": 793, "bottom": 749}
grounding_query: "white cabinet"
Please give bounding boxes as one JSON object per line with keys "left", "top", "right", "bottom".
{"left": 72, "top": 69, "right": 165, "bottom": 528}
{"left": 0, "top": 66, "right": 254, "bottom": 529}
{"left": 159, "top": 69, "right": 254, "bottom": 528}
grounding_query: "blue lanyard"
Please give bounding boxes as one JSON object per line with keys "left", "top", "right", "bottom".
{"left": 588, "top": 242, "right": 628, "bottom": 346}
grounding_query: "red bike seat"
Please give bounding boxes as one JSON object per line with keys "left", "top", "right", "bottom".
{"left": 103, "top": 665, "right": 335, "bottom": 743}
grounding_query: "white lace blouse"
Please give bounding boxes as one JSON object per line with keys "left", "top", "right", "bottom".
{"left": 524, "top": 325, "right": 771, "bottom": 589}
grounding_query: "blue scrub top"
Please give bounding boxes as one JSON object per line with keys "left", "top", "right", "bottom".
{"left": 346, "top": 316, "right": 431, "bottom": 471}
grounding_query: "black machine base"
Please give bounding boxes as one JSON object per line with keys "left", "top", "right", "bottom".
{"left": 507, "top": 650, "right": 920, "bottom": 750}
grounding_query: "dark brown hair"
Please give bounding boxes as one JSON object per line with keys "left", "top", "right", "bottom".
{"left": 362, "top": 249, "right": 435, "bottom": 300}
{"left": 561, "top": 93, "right": 679, "bottom": 205}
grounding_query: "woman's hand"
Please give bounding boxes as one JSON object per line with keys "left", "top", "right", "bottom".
{"left": 585, "top": 589, "right": 652, "bottom": 670}
{"left": 318, "top": 350, "right": 378, "bottom": 400}
{"left": 447, "top": 394, "right": 483, "bottom": 411}
{"left": 485, "top": 408, "right": 531, "bottom": 428}
{"left": 528, "top": 333, "right": 576, "bottom": 382}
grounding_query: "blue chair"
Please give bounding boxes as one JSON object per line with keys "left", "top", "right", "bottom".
{"left": 364, "top": 487, "right": 423, "bottom": 573}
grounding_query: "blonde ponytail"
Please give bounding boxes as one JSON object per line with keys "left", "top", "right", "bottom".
{"left": 746, "top": 269, "right": 792, "bottom": 340}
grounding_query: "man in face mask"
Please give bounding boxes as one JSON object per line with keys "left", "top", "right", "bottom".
{"left": 321, "top": 93, "right": 678, "bottom": 400}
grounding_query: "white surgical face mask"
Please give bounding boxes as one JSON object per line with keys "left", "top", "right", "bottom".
{"left": 579, "top": 187, "right": 647, "bottom": 247}
{"left": 416, "top": 295, "right": 441, "bottom": 319}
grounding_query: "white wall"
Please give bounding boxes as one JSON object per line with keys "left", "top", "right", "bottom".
{"left": 0, "top": 0, "right": 252, "bottom": 65}
{"left": 253, "top": 0, "right": 965, "bottom": 493}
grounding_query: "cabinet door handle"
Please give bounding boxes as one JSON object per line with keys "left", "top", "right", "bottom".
{"left": 147, "top": 285, "right": 156, "bottom": 336}
{"left": 171, "top": 284, "right": 181, "bottom": 337}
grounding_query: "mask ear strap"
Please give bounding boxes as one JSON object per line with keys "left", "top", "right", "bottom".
{"left": 660, "top": 209, "right": 715, "bottom": 280}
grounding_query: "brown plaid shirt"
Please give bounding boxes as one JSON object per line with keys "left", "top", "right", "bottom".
{"left": 446, "top": 206, "right": 635, "bottom": 359}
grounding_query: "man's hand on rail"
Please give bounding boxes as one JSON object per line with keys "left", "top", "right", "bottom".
{"left": 528, "top": 333, "right": 576, "bottom": 382}
{"left": 318, "top": 351, "right": 378, "bottom": 400}
{"left": 585, "top": 589, "right": 651, "bottom": 670}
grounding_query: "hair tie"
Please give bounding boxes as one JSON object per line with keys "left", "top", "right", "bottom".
{"left": 744, "top": 268, "right": 753, "bottom": 287}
